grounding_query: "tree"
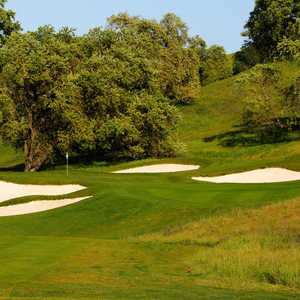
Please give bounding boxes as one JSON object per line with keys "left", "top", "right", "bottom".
{"left": 189, "top": 40, "right": 232, "bottom": 86}
{"left": 236, "top": 64, "right": 300, "bottom": 133}
{"left": 0, "top": 0, "right": 21, "bottom": 46}
{"left": 188, "top": 36, "right": 233, "bottom": 85}
{"left": 275, "top": 37, "right": 300, "bottom": 61}
{"left": 233, "top": 44, "right": 261, "bottom": 74}
{"left": 107, "top": 13, "right": 200, "bottom": 104}
{"left": 0, "top": 32, "right": 80, "bottom": 171}
{"left": 160, "top": 13, "right": 189, "bottom": 46}
{"left": 30, "top": 24, "right": 56, "bottom": 43}
{"left": 75, "top": 27, "right": 181, "bottom": 159}
{"left": 188, "top": 35, "right": 206, "bottom": 57}
{"left": 57, "top": 26, "right": 76, "bottom": 43}
{"left": 244, "top": 0, "right": 300, "bottom": 60}
{"left": 0, "top": 24, "right": 182, "bottom": 171}
{"left": 199, "top": 45, "right": 232, "bottom": 86}
{"left": 158, "top": 44, "right": 200, "bottom": 103}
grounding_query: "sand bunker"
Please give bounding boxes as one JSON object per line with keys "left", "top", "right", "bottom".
{"left": 113, "top": 164, "right": 199, "bottom": 173}
{"left": 192, "top": 168, "right": 300, "bottom": 183}
{"left": 0, "top": 181, "right": 86, "bottom": 203}
{"left": 0, "top": 196, "right": 91, "bottom": 217}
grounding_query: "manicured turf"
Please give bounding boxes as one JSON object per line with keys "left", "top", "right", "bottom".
{"left": 0, "top": 61, "right": 299, "bottom": 299}
{"left": 0, "top": 162, "right": 299, "bottom": 299}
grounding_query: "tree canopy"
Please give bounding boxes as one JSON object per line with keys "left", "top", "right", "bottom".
{"left": 0, "top": 5, "right": 234, "bottom": 171}
{"left": 107, "top": 13, "right": 201, "bottom": 104}
{"left": 236, "top": 63, "right": 300, "bottom": 135}
{"left": 244, "top": 0, "right": 300, "bottom": 60}
{"left": 0, "top": 19, "right": 186, "bottom": 171}
{"left": 0, "top": 31, "right": 80, "bottom": 171}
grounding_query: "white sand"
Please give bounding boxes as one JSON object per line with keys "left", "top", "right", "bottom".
{"left": 0, "top": 181, "right": 86, "bottom": 203}
{"left": 192, "top": 168, "right": 300, "bottom": 183}
{"left": 113, "top": 164, "right": 199, "bottom": 173}
{"left": 0, "top": 196, "right": 91, "bottom": 217}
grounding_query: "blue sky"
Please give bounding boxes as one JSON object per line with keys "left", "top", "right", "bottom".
{"left": 6, "top": 0, "right": 254, "bottom": 53}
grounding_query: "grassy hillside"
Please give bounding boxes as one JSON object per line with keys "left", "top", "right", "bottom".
{"left": 176, "top": 60, "right": 300, "bottom": 174}
{"left": 0, "top": 61, "right": 299, "bottom": 299}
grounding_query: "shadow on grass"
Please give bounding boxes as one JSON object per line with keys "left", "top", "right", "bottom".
{"left": 0, "top": 151, "right": 135, "bottom": 173}
{"left": 0, "top": 163, "right": 25, "bottom": 172}
{"left": 204, "top": 125, "right": 300, "bottom": 147}
{"left": 44, "top": 152, "right": 134, "bottom": 171}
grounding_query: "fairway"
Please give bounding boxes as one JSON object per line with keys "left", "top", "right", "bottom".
{"left": 0, "top": 148, "right": 300, "bottom": 299}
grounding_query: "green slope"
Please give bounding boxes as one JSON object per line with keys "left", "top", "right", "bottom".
{"left": 175, "top": 60, "right": 300, "bottom": 174}
{"left": 0, "top": 61, "right": 299, "bottom": 299}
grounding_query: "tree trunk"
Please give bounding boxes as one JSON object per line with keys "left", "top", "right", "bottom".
{"left": 24, "top": 142, "right": 49, "bottom": 172}
{"left": 24, "top": 111, "right": 50, "bottom": 172}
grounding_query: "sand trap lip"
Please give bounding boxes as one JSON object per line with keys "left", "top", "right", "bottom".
{"left": 113, "top": 164, "right": 199, "bottom": 173}
{"left": 0, "top": 181, "right": 86, "bottom": 203}
{"left": 192, "top": 168, "right": 300, "bottom": 183}
{"left": 0, "top": 196, "right": 91, "bottom": 217}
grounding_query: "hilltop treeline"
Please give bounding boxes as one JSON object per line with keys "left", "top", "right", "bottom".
{"left": 0, "top": 0, "right": 232, "bottom": 171}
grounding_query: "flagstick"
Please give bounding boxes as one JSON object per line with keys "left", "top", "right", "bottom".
{"left": 66, "top": 153, "right": 69, "bottom": 177}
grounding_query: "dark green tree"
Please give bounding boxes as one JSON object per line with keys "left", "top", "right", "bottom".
{"left": 0, "top": 23, "right": 182, "bottom": 171}
{"left": 107, "top": 13, "right": 200, "bottom": 104}
{"left": 75, "top": 27, "right": 181, "bottom": 159}
{"left": 0, "top": 31, "right": 83, "bottom": 171}
{"left": 199, "top": 45, "right": 232, "bottom": 86}
{"left": 244, "top": 0, "right": 300, "bottom": 60}
{"left": 233, "top": 44, "right": 261, "bottom": 74}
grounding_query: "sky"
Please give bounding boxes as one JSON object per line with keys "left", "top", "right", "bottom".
{"left": 6, "top": 0, "right": 255, "bottom": 54}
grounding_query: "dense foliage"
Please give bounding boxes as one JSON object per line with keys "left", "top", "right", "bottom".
{"left": 234, "top": 0, "right": 300, "bottom": 73}
{"left": 106, "top": 13, "right": 201, "bottom": 104}
{"left": 244, "top": 0, "right": 299, "bottom": 60}
{"left": 233, "top": 44, "right": 261, "bottom": 74}
{"left": 0, "top": 0, "right": 235, "bottom": 172}
{"left": 236, "top": 64, "right": 300, "bottom": 135}
{"left": 0, "top": 31, "right": 80, "bottom": 171}
{"left": 0, "top": 25, "right": 182, "bottom": 171}
{"left": 232, "top": 0, "right": 300, "bottom": 140}
{"left": 275, "top": 37, "right": 300, "bottom": 61}
{"left": 188, "top": 35, "right": 232, "bottom": 85}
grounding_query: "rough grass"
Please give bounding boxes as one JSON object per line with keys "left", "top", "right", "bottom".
{"left": 139, "top": 198, "right": 300, "bottom": 292}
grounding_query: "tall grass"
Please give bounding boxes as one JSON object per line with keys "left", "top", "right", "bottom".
{"left": 139, "top": 198, "right": 300, "bottom": 292}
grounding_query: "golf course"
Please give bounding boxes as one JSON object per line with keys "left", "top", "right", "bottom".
{"left": 0, "top": 0, "right": 300, "bottom": 299}
{"left": 0, "top": 58, "right": 299, "bottom": 298}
